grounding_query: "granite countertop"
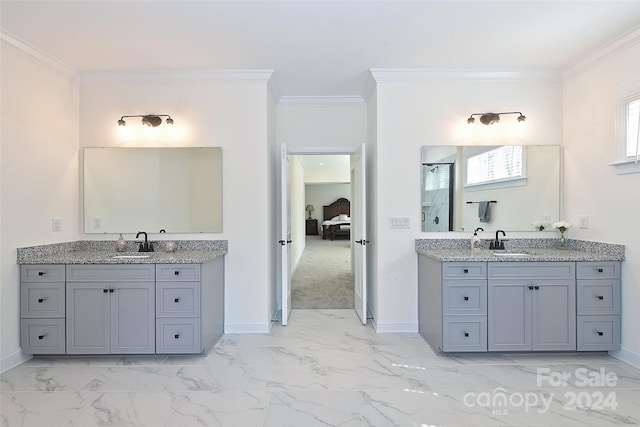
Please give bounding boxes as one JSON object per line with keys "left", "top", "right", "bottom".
{"left": 415, "top": 248, "right": 623, "bottom": 262}
{"left": 415, "top": 238, "right": 625, "bottom": 262}
{"left": 17, "top": 240, "right": 228, "bottom": 265}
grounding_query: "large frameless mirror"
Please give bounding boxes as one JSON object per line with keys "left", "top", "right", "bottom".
{"left": 84, "top": 147, "right": 222, "bottom": 233}
{"left": 421, "top": 145, "right": 560, "bottom": 232}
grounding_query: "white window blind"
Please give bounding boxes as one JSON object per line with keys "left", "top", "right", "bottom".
{"left": 424, "top": 165, "right": 450, "bottom": 191}
{"left": 466, "top": 146, "right": 523, "bottom": 185}
{"left": 626, "top": 99, "right": 640, "bottom": 161}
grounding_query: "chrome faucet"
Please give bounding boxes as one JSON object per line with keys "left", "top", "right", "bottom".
{"left": 490, "top": 230, "right": 506, "bottom": 250}
{"left": 136, "top": 231, "right": 154, "bottom": 252}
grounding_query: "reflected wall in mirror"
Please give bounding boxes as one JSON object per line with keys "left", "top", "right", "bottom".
{"left": 421, "top": 145, "right": 560, "bottom": 232}
{"left": 84, "top": 147, "right": 222, "bottom": 233}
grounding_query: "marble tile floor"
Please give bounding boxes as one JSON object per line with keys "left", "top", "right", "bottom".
{"left": 2, "top": 309, "right": 639, "bottom": 427}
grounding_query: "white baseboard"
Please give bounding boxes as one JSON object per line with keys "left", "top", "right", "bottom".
{"left": 224, "top": 322, "right": 271, "bottom": 333}
{"left": 373, "top": 321, "right": 419, "bottom": 333}
{"left": 609, "top": 346, "right": 640, "bottom": 369}
{"left": 1, "top": 348, "right": 32, "bottom": 374}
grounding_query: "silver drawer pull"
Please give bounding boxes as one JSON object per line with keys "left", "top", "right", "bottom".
{"left": 174, "top": 298, "right": 180, "bottom": 303}
{"left": 38, "top": 272, "right": 45, "bottom": 276}
{"left": 596, "top": 295, "right": 604, "bottom": 300}
{"left": 596, "top": 331, "right": 604, "bottom": 336}
{"left": 463, "top": 332, "right": 469, "bottom": 337}
{"left": 38, "top": 334, "right": 47, "bottom": 340}
{"left": 463, "top": 296, "right": 469, "bottom": 301}
{"left": 37, "top": 298, "right": 47, "bottom": 303}
{"left": 174, "top": 334, "right": 180, "bottom": 339}
{"left": 174, "top": 271, "right": 180, "bottom": 276}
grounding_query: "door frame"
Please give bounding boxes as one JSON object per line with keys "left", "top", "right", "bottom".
{"left": 282, "top": 145, "right": 369, "bottom": 324}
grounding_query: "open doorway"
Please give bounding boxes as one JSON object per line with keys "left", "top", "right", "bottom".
{"left": 290, "top": 154, "right": 353, "bottom": 309}
{"left": 279, "top": 144, "right": 367, "bottom": 326}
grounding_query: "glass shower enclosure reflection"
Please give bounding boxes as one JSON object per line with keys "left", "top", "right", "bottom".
{"left": 421, "top": 163, "right": 454, "bottom": 232}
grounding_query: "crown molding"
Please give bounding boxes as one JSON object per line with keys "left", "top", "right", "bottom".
{"left": 77, "top": 69, "right": 274, "bottom": 86}
{"left": 564, "top": 25, "right": 640, "bottom": 79}
{"left": 369, "top": 68, "right": 562, "bottom": 84}
{"left": 0, "top": 30, "right": 76, "bottom": 79}
{"left": 278, "top": 96, "right": 365, "bottom": 107}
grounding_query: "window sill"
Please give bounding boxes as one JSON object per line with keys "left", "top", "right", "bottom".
{"left": 611, "top": 160, "right": 640, "bottom": 175}
{"left": 464, "top": 177, "right": 527, "bottom": 192}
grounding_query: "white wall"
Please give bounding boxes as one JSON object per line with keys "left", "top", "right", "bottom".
{"left": 289, "top": 155, "right": 306, "bottom": 272}
{"left": 78, "top": 72, "right": 273, "bottom": 333}
{"left": 1, "top": 45, "right": 80, "bottom": 370}
{"left": 563, "top": 40, "right": 640, "bottom": 363}
{"left": 277, "top": 100, "right": 367, "bottom": 151}
{"left": 371, "top": 71, "right": 563, "bottom": 331}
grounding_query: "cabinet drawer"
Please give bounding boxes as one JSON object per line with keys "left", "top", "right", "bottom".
{"left": 156, "top": 283, "right": 201, "bottom": 317}
{"left": 21, "top": 318, "right": 65, "bottom": 354}
{"left": 577, "top": 280, "right": 621, "bottom": 315}
{"left": 442, "top": 315, "right": 487, "bottom": 352}
{"left": 442, "top": 280, "right": 487, "bottom": 315}
{"left": 488, "top": 262, "right": 575, "bottom": 279}
{"left": 21, "top": 265, "right": 65, "bottom": 283}
{"left": 20, "top": 282, "right": 65, "bottom": 318}
{"left": 577, "top": 315, "right": 620, "bottom": 351}
{"left": 66, "top": 264, "right": 155, "bottom": 282}
{"left": 442, "top": 262, "right": 486, "bottom": 280}
{"left": 577, "top": 262, "right": 621, "bottom": 279}
{"left": 156, "top": 264, "right": 201, "bottom": 282}
{"left": 156, "top": 319, "right": 201, "bottom": 353}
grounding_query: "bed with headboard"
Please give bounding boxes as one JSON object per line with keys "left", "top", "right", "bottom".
{"left": 321, "top": 197, "right": 351, "bottom": 240}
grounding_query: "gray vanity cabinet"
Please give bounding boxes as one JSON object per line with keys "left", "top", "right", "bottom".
{"left": 576, "top": 261, "right": 621, "bottom": 350}
{"left": 155, "top": 258, "right": 224, "bottom": 354}
{"left": 65, "top": 265, "right": 155, "bottom": 354}
{"left": 418, "top": 255, "right": 488, "bottom": 352}
{"left": 488, "top": 262, "right": 576, "bottom": 351}
{"left": 20, "top": 265, "right": 66, "bottom": 354}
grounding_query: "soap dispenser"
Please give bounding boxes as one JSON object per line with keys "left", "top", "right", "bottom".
{"left": 471, "top": 227, "right": 483, "bottom": 251}
{"left": 115, "top": 234, "right": 127, "bottom": 252}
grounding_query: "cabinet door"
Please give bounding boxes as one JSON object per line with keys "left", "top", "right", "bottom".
{"left": 532, "top": 280, "right": 576, "bottom": 350}
{"left": 488, "top": 281, "right": 531, "bottom": 351}
{"left": 67, "top": 282, "right": 109, "bottom": 354}
{"left": 111, "top": 282, "right": 155, "bottom": 354}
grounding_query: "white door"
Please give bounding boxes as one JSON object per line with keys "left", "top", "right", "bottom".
{"left": 279, "top": 144, "right": 292, "bottom": 325}
{"left": 353, "top": 144, "right": 368, "bottom": 324}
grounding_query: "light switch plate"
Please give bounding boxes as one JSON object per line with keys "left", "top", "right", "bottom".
{"left": 390, "top": 216, "right": 410, "bottom": 229}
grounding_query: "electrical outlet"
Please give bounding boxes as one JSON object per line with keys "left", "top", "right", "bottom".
{"left": 94, "top": 216, "right": 102, "bottom": 229}
{"left": 579, "top": 215, "right": 589, "bottom": 229}
{"left": 52, "top": 217, "right": 62, "bottom": 232}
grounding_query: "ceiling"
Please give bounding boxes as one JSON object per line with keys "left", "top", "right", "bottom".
{"left": 2, "top": 1, "right": 640, "bottom": 98}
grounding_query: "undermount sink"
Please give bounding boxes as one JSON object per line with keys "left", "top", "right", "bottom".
{"left": 112, "top": 254, "right": 151, "bottom": 259}
{"left": 491, "top": 252, "right": 530, "bottom": 257}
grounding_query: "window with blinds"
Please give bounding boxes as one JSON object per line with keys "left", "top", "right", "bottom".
{"left": 613, "top": 82, "right": 640, "bottom": 175}
{"left": 424, "top": 164, "right": 450, "bottom": 191}
{"left": 465, "top": 146, "right": 523, "bottom": 186}
{"left": 626, "top": 98, "right": 640, "bottom": 160}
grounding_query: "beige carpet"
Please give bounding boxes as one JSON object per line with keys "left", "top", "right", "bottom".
{"left": 291, "top": 236, "right": 354, "bottom": 309}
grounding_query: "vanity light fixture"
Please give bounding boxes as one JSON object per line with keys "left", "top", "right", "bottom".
{"left": 466, "top": 112, "right": 526, "bottom": 125}
{"left": 117, "top": 114, "right": 174, "bottom": 127}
